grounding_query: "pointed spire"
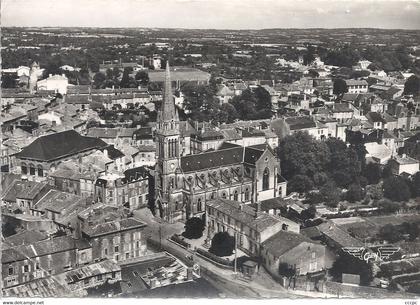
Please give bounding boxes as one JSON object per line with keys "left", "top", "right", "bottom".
{"left": 160, "top": 61, "right": 179, "bottom": 122}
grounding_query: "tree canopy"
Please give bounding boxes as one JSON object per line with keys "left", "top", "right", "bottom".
{"left": 209, "top": 232, "right": 235, "bottom": 257}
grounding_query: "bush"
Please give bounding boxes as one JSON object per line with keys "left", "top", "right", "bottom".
{"left": 346, "top": 183, "right": 364, "bottom": 203}
{"left": 209, "top": 232, "right": 235, "bottom": 257}
{"left": 182, "top": 217, "right": 205, "bottom": 239}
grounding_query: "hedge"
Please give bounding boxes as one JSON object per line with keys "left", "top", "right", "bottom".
{"left": 196, "top": 248, "right": 233, "bottom": 266}
{"left": 170, "top": 234, "right": 190, "bottom": 249}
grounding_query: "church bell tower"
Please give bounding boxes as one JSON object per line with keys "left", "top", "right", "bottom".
{"left": 155, "top": 62, "right": 182, "bottom": 222}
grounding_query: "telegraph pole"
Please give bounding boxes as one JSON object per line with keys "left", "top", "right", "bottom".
{"left": 234, "top": 231, "right": 238, "bottom": 274}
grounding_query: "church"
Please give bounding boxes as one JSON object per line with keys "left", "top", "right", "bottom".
{"left": 154, "top": 63, "right": 287, "bottom": 222}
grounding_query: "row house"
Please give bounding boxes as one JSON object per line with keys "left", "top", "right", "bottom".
{"left": 2, "top": 236, "right": 91, "bottom": 288}
{"left": 80, "top": 215, "right": 148, "bottom": 264}
{"left": 206, "top": 199, "right": 300, "bottom": 256}
{"left": 94, "top": 166, "right": 149, "bottom": 210}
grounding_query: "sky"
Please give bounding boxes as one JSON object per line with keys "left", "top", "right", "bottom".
{"left": 2, "top": 0, "right": 420, "bottom": 29}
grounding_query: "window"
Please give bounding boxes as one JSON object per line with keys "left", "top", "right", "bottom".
{"left": 21, "top": 163, "right": 28, "bottom": 175}
{"left": 36, "top": 263, "right": 40, "bottom": 270}
{"left": 282, "top": 224, "right": 289, "bottom": 231}
{"left": 262, "top": 168, "right": 270, "bottom": 190}
{"left": 97, "top": 274, "right": 103, "bottom": 281}
{"left": 37, "top": 165, "right": 43, "bottom": 177}
{"left": 244, "top": 188, "right": 250, "bottom": 201}
{"left": 197, "top": 198, "right": 202, "bottom": 211}
{"left": 8, "top": 266, "right": 14, "bottom": 276}
{"left": 29, "top": 164, "right": 35, "bottom": 176}
{"left": 233, "top": 190, "right": 238, "bottom": 201}
{"left": 136, "top": 241, "right": 140, "bottom": 249}
{"left": 84, "top": 278, "right": 90, "bottom": 285}
{"left": 222, "top": 192, "right": 227, "bottom": 199}
{"left": 104, "top": 248, "right": 108, "bottom": 256}
{"left": 23, "top": 265, "right": 29, "bottom": 273}
{"left": 112, "top": 272, "right": 116, "bottom": 279}
{"left": 126, "top": 253, "right": 130, "bottom": 259}
{"left": 114, "top": 246, "right": 119, "bottom": 253}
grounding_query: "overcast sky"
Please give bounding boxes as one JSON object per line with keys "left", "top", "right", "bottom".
{"left": 2, "top": 0, "right": 420, "bottom": 29}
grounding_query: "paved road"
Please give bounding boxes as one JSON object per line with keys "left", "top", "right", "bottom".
{"left": 133, "top": 208, "right": 338, "bottom": 298}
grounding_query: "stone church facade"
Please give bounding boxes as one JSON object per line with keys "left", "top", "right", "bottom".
{"left": 155, "top": 63, "right": 287, "bottom": 222}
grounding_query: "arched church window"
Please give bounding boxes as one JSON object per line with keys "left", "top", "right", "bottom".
{"left": 233, "top": 190, "right": 238, "bottom": 201}
{"left": 263, "top": 168, "right": 270, "bottom": 191}
{"left": 197, "top": 198, "right": 202, "bottom": 212}
{"left": 37, "top": 165, "right": 43, "bottom": 177}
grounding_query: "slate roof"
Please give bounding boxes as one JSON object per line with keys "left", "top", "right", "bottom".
{"left": 181, "top": 147, "right": 243, "bottom": 172}
{"left": 3, "top": 231, "right": 49, "bottom": 248}
{"left": 87, "top": 127, "right": 137, "bottom": 138}
{"left": 34, "top": 189, "right": 86, "bottom": 214}
{"left": 16, "top": 130, "right": 108, "bottom": 162}
{"left": 207, "top": 199, "right": 294, "bottom": 234}
{"left": 2, "top": 277, "right": 69, "bottom": 298}
{"left": 2, "top": 180, "right": 50, "bottom": 202}
{"left": 55, "top": 259, "right": 120, "bottom": 285}
{"left": 181, "top": 144, "right": 272, "bottom": 173}
{"left": 285, "top": 116, "right": 317, "bottom": 130}
{"left": 124, "top": 166, "right": 149, "bottom": 181}
{"left": 133, "top": 127, "right": 153, "bottom": 139}
{"left": 366, "top": 112, "right": 386, "bottom": 123}
{"left": 82, "top": 217, "right": 147, "bottom": 237}
{"left": 2, "top": 236, "right": 90, "bottom": 263}
{"left": 193, "top": 129, "right": 224, "bottom": 141}
{"left": 332, "top": 103, "right": 353, "bottom": 113}
{"left": 318, "top": 221, "right": 363, "bottom": 247}
{"left": 262, "top": 231, "right": 314, "bottom": 257}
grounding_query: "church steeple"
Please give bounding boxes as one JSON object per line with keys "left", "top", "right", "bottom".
{"left": 158, "top": 61, "right": 179, "bottom": 124}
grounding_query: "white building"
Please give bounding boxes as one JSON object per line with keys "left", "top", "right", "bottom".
{"left": 389, "top": 155, "right": 419, "bottom": 176}
{"left": 37, "top": 74, "right": 69, "bottom": 95}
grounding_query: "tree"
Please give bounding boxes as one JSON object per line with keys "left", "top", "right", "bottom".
{"left": 135, "top": 70, "right": 149, "bottom": 86}
{"left": 320, "top": 180, "right": 341, "bottom": 208}
{"left": 120, "top": 68, "right": 131, "bottom": 88}
{"left": 411, "top": 172, "right": 420, "bottom": 198}
{"left": 278, "top": 132, "right": 330, "bottom": 181}
{"left": 403, "top": 75, "right": 420, "bottom": 96}
{"left": 383, "top": 177, "right": 411, "bottom": 202}
{"left": 333, "top": 78, "right": 348, "bottom": 96}
{"left": 93, "top": 72, "right": 106, "bottom": 88}
{"left": 346, "top": 183, "right": 364, "bottom": 203}
{"left": 288, "top": 175, "right": 314, "bottom": 193}
{"left": 301, "top": 205, "right": 316, "bottom": 220}
{"left": 182, "top": 217, "right": 205, "bottom": 239}
{"left": 362, "top": 163, "right": 381, "bottom": 185}
{"left": 326, "top": 138, "right": 361, "bottom": 188}
{"left": 1, "top": 74, "right": 17, "bottom": 88}
{"left": 378, "top": 224, "right": 402, "bottom": 243}
{"left": 209, "top": 232, "right": 235, "bottom": 257}
{"left": 375, "top": 198, "right": 399, "bottom": 213}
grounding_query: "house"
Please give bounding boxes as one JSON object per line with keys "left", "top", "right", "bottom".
{"left": 31, "top": 189, "right": 87, "bottom": 233}
{"left": 331, "top": 103, "right": 354, "bottom": 123}
{"left": 48, "top": 160, "right": 101, "bottom": 198}
{"left": 261, "top": 231, "right": 327, "bottom": 277}
{"left": 388, "top": 154, "right": 419, "bottom": 176}
{"left": 317, "top": 222, "right": 363, "bottom": 250}
{"left": 2, "top": 235, "right": 91, "bottom": 288}
{"left": 80, "top": 213, "right": 148, "bottom": 264}
{"left": 206, "top": 199, "right": 300, "bottom": 256}
{"left": 216, "top": 85, "right": 235, "bottom": 104}
{"left": 365, "top": 142, "right": 392, "bottom": 164}
{"left": 94, "top": 166, "right": 149, "bottom": 210}
{"left": 14, "top": 130, "right": 108, "bottom": 181}
{"left": 54, "top": 259, "right": 121, "bottom": 294}
{"left": 190, "top": 129, "right": 225, "bottom": 154}
{"left": 37, "top": 74, "right": 69, "bottom": 95}
{"left": 1, "top": 178, "right": 51, "bottom": 214}
{"left": 345, "top": 79, "right": 368, "bottom": 94}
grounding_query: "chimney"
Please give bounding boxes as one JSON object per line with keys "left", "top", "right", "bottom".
{"left": 104, "top": 149, "right": 108, "bottom": 158}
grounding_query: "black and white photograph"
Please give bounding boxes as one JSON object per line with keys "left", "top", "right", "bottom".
{"left": 1, "top": 0, "right": 420, "bottom": 302}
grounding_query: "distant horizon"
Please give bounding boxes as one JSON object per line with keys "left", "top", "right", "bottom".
{"left": 2, "top": 0, "right": 420, "bottom": 30}
{"left": 3, "top": 25, "right": 420, "bottom": 31}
